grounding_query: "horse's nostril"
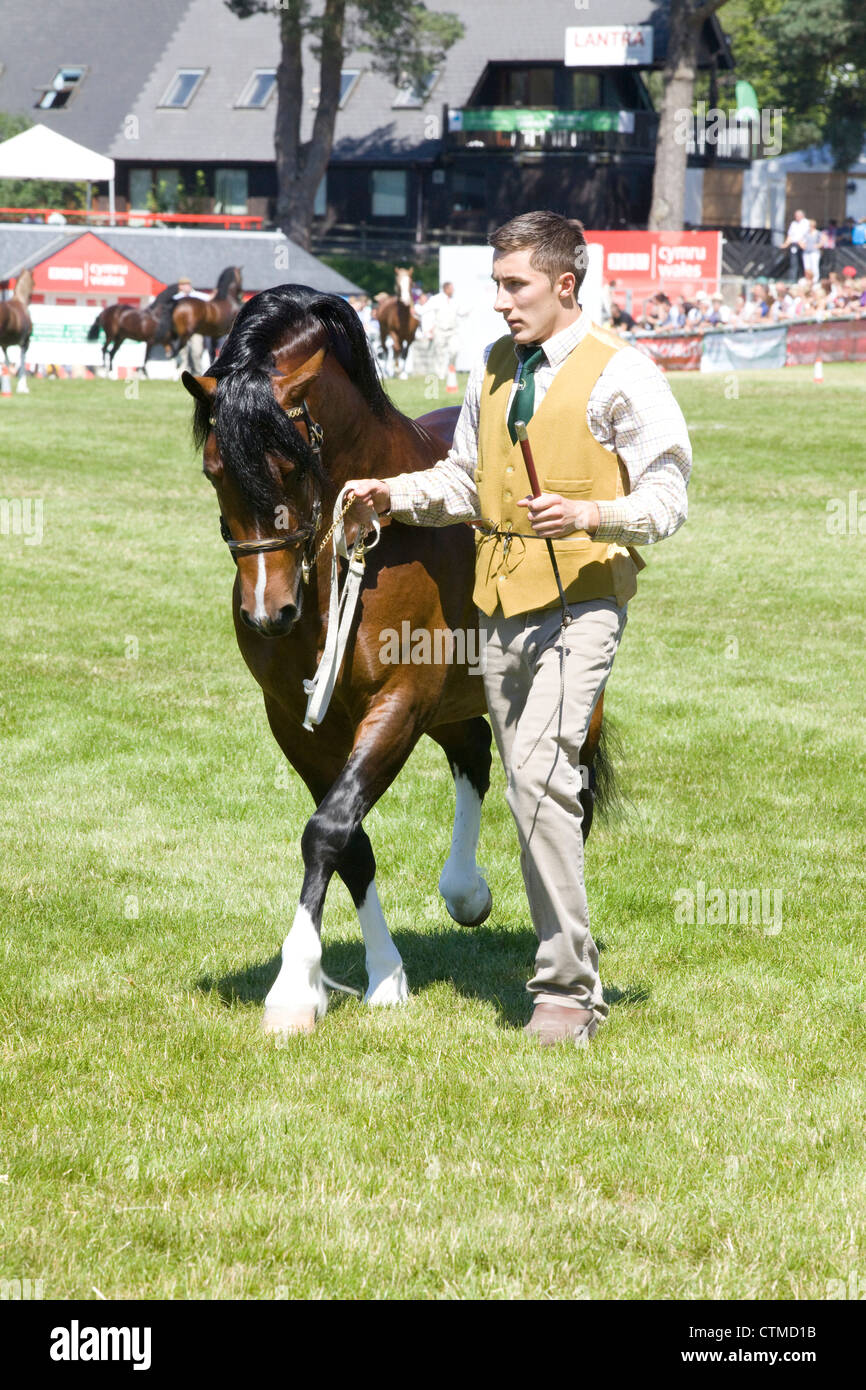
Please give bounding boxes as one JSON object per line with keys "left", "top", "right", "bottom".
{"left": 240, "top": 604, "right": 297, "bottom": 637}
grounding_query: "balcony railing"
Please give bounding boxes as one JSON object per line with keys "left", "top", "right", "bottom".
{"left": 445, "top": 107, "right": 659, "bottom": 155}
{"left": 0, "top": 207, "right": 264, "bottom": 231}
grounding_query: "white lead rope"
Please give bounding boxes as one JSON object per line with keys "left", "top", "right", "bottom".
{"left": 303, "top": 484, "right": 380, "bottom": 732}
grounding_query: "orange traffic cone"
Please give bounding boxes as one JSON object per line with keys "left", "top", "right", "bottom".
{"left": 1, "top": 367, "right": 12, "bottom": 399}
{"left": 445, "top": 362, "right": 458, "bottom": 393}
{"left": 813, "top": 357, "right": 824, "bottom": 383}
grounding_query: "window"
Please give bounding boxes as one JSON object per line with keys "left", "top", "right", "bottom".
{"left": 314, "top": 176, "right": 327, "bottom": 218}
{"left": 393, "top": 69, "right": 439, "bottom": 109}
{"left": 568, "top": 73, "right": 601, "bottom": 109}
{"left": 35, "top": 66, "right": 85, "bottom": 110}
{"left": 371, "top": 169, "right": 407, "bottom": 218}
{"left": 214, "top": 169, "right": 248, "bottom": 215}
{"left": 159, "top": 69, "right": 206, "bottom": 108}
{"left": 309, "top": 69, "right": 361, "bottom": 108}
{"left": 128, "top": 169, "right": 152, "bottom": 211}
{"left": 155, "top": 169, "right": 181, "bottom": 212}
{"left": 236, "top": 70, "right": 277, "bottom": 109}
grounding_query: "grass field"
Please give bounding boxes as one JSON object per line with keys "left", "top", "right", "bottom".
{"left": 0, "top": 364, "right": 864, "bottom": 1301}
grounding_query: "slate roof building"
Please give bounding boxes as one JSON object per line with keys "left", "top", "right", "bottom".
{"left": 0, "top": 0, "right": 736, "bottom": 245}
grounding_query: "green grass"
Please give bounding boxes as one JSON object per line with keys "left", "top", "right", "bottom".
{"left": 0, "top": 365, "right": 864, "bottom": 1300}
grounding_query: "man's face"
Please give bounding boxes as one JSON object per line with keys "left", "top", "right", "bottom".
{"left": 492, "top": 248, "right": 573, "bottom": 345}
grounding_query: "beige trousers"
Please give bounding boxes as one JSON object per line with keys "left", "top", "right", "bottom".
{"left": 479, "top": 598, "right": 627, "bottom": 1024}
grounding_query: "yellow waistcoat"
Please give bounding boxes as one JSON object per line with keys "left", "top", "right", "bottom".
{"left": 473, "top": 326, "right": 645, "bottom": 619}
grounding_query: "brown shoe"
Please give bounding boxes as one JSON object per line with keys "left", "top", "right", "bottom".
{"left": 524, "top": 1001, "right": 598, "bottom": 1047}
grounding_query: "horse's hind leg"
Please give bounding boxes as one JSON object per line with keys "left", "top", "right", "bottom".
{"left": 336, "top": 826, "right": 408, "bottom": 1007}
{"left": 428, "top": 717, "right": 493, "bottom": 927}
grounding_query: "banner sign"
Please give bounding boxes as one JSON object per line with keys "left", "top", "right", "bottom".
{"left": 585, "top": 230, "right": 722, "bottom": 304}
{"left": 785, "top": 318, "right": 866, "bottom": 365}
{"left": 449, "top": 108, "right": 635, "bottom": 134}
{"left": 634, "top": 334, "right": 703, "bottom": 372}
{"left": 22, "top": 306, "right": 146, "bottom": 366}
{"left": 28, "top": 232, "right": 162, "bottom": 298}
{"left": 700, "top": 325, "right": 788, "bottom": 372}
{"left": 565, "top": 25, "right": 654, "bottom": 66}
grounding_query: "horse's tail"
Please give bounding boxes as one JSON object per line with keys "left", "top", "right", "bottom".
{"left": 87, "top": 312, "right": 103, "bottom": 341}
{"left": 591, "top": 715, "right": 625, "bottom": 821}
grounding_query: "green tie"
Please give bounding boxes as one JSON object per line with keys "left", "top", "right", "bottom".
{"left": 507, "top": 346, "right": 545, "bottom": 444}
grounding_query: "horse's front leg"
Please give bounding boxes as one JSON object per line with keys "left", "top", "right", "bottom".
{"left": 429, "top": 717, "right": 493, "bottom": 926}
{"left": 263, "top": 709, "right": 421, "bottom": 1038}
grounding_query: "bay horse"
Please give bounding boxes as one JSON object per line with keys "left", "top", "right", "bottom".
{"left": 0, "top": 267, "right": 34, "bottom": 380}
{"left": 87, "top": 283, "right": 180, "bottom": 374}
{"left": 172, "top": 266, "right": 243, "bottom": 361}
{"left": 182, "top": 284, "right": 611, "bottom": 1039}
{"left": 376, "top": 266, "right": 419, "bottom": 379}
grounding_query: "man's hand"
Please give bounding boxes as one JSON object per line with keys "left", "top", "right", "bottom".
{"left": 343, "top": 478, "right": 391, "bottom": 539}
{"left": 516, "top": 492, "right": 600, "bottom": 538}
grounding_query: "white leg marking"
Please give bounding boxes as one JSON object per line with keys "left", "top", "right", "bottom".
{"left": 357, "top": 881, "right": 409, "bottom": 1006}
{"left": 438, "top": 773, "right": 492, "bottom": 926}
{"left": 253, "top": 553, "right": 268, "bottom": 622}
{"left": 263, "top": 904, "right": 328, "bottom": 1035}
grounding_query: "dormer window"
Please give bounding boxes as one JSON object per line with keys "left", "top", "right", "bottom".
{"left": 35, "top": 67, "right": 86, "bottom": 110}
{"left": 236, "top": 70, "right": 277, "bottom": 109}
{"left": 393, "top": 69, "right": 440, "bottom": 109}
{"left": 309, "top": 69, "right": 361, "bottom": 109}
{"left": 159, "top": 70, "right": 206, "bottom": 109}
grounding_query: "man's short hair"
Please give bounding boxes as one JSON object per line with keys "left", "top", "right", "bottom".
{"left": 488, "top": 211, "right": 588, "bottom": 293}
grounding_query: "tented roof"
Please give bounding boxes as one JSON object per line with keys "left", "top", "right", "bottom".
{"left": 0, "top": 123, "right": 114, "bottom": 182}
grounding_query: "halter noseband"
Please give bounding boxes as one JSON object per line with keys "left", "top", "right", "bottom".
{"left": 216, "top": 399, "right": 324, "bottom": 583}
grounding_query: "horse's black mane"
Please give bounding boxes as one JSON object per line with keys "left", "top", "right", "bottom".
{"left": 191, "top": 283, "right": 398, "bottom": 519}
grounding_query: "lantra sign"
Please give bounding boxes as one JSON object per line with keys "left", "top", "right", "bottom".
{"left": 565, "top": 25, "right": 654, "bottom": 66}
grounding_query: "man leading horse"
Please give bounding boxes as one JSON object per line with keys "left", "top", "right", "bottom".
{"left": 346, "top": 211, "right": 692, "bottom": 1048}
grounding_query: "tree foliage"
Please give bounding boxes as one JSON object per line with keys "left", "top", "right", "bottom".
{"left": 723, "top": 0, "right": 866, "bottom": 167}
{"left": 226, "top": 0, "right": 464, "bottom": 246}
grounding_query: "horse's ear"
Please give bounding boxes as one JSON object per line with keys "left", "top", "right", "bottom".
{"left": 181, "top": 372, "right": 217, "bottom": 403}
{"left": 271, "top": 347, "right": 327, "bottom": 408}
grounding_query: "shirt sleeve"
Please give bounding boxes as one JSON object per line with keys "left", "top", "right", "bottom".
{"left": 386, "top": 357, "right": 486, "bottom": 526}
{"left": 588, "top": 345, "right": 692, "bottom": 547}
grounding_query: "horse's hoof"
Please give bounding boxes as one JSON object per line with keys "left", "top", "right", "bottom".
{"left": 262, "top": 1005, "right": 316, "bottom": 1039}
{"left": 365, "top": 966, "right": 410, "bottom": 1007}
{"left": 444, "top": 882, "right": 493, "bottom": 928}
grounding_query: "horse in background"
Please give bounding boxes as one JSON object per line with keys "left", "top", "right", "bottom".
{"left": 172, "top": 266, "right": 243, "bottom": 362}
{"left": 87, "top": 283, "right": 180, "bottom": 374}
{"left": 376, "top": 266, "right": 419, "bottom": 379}
{"left": 182, "top": 284, "right": 614, "bottom": 1039}
{"left": 0, "top": 268, "right": 34, "bottom": 386}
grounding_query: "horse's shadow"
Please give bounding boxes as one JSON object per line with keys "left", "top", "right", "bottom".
{"left": 196, "top": 923, "right": 650, "bottom": 1031}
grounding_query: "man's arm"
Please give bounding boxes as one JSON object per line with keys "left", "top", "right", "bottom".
{"left": 346, "top": 357, "right": 486, "bottom": 528}
{"left": 517, "top": 346, "right": 691, "bottom": 544}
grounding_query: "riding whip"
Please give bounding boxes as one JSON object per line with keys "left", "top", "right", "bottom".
{"left": 514, "top": 421, "right": 573, "bottom": 628}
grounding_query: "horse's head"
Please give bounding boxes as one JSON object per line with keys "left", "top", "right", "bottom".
{"left": 14, "top": 269, "right": 34, "bottom": 305}
{"left": 184, "top": 284, "right": 397, "bottom": 638}
{"left": 394, "top": 267, "right": 413, "bottom": 307}
{"left": 184, "top": 344, "right": 330, "bottom": 637}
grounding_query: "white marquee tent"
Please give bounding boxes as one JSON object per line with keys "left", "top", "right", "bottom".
{"left": 0, "top": 124, "right": 115, "bottom": 221}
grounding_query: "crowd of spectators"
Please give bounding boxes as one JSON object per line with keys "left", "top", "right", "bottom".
{"left": 604, "top": 269, "right": 866, "bottom": 337}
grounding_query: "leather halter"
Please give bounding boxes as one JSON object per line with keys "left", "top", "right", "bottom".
{"left": 216, "top": 399, "right": 324, "bottom": 583}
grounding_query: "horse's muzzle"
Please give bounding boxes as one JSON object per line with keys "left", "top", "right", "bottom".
{"left": 239, "top": 602, "right": 299, "bottom": 637}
